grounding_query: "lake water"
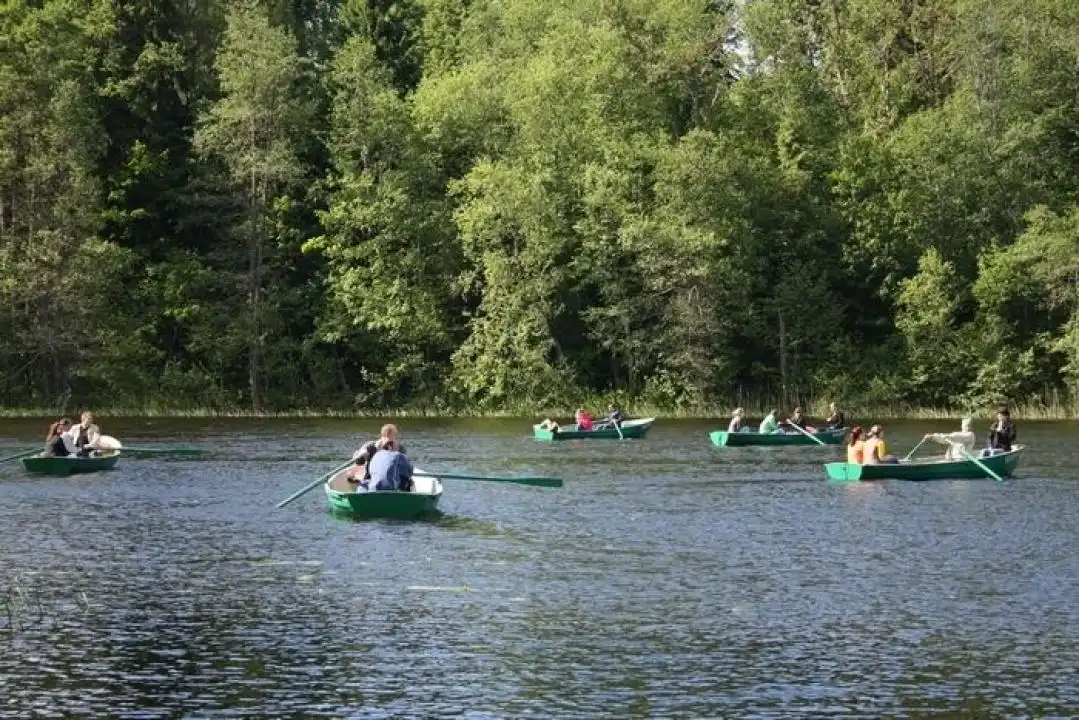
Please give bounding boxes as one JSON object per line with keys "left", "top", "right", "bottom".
{"left": 1, "top": 417, "right": 1076, "bottom": 718}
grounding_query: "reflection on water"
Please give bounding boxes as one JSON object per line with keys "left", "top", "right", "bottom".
{"left": 1, "top": 418, "right": 1078, "bottom": 718}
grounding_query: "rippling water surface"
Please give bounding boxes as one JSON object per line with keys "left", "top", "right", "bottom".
{"left": 1, "top": 417, "right": 1077, "bottom": 718}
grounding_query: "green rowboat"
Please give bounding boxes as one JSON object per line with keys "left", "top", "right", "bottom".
{"left": 22, "top": 452, "right": 121, "bottom": 476}
{"left": 824, "top": 446, "right": 1024, "bottom": 482}
{"left": 533, "top": 417, "right": 655, "bottom": 441}
{"left": 324, "top": 467, "right": 443, "bottom": 519}
{"left": 709, "top": 427, "right": 847, "bottom": 447}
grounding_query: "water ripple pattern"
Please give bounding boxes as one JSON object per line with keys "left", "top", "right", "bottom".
{"left": 1, "top": 418, "right": 1077, "bottom": 718}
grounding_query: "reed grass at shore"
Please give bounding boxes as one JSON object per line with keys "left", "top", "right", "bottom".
{"left": 1, "top": 398, "right": 1075, "bottom": 421}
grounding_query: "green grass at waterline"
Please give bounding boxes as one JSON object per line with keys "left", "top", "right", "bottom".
{"left": 1, "top": 397, "right": 1076, "bottom": 420}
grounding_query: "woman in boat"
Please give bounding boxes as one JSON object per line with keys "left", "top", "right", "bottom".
{"left": 758, "top": 409, "right": 779, "bottom": 434}
{"left": 846, "top": 426, "right": 866, "bottom": 464}
{"left": 365, "top": 446, "right": 414, "bottom": 492}
{"left": 987, "top": 407, "right": 1016, "bottom": 453}
{"left": 574, "top": 408, "right": 594, "bottom": 432}
{"left": 44, "top": 417, "right": 74, "bottom": 457}
{"left": 863, "top": 425, "right": 898, "bottom": 464}
{"left": 825, "top": 402, "right": 846, "bottom": 429}
{"left": 924, "top": 418, "right": 976, "bottom": 461}
{"left": 66, "top": 411, "right": 101, "bottom": 457}
{"left": 727, "top": 407, "right": 747, "bottom": 433}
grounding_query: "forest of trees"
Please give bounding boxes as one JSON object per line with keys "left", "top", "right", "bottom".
{"left": 1, "top": 0, "right": 1078, "bottom": 415}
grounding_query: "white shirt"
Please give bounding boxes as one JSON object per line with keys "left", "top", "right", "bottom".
{"left": 64, "top": 422, "right": 101, "bottom": 450}
{"left": 930, "top": 431, "right": 976, "bottom": 461}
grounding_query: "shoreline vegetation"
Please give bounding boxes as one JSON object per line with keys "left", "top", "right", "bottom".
{"left": 1, "top": 400, "right": 1075, "bottom": 422}
{"left": 2, "top": 2, "right": 1079, "bottom": 420}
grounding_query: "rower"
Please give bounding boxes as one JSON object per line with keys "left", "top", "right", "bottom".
{"left": 597, "top": 404, "right": 624, "bottom": 429}
{"left": 365, "top": 447, "right": 414, "bottom": 492}
{"left": 923, "top": 418, "right": 976, "bottom": 461}
{"left": 782, "top": 407, "right": 816, "bottom": 433}
{"left": 347, "top": 424, "right": 403, "bottom": 483}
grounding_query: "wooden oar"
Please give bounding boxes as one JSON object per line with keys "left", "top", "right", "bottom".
{"left": 276, "top": 459, "right": 355, "bottom": 508}
{"left": 0, "top": 448, "right": 38, "bottom": 464}
{"left": 959, "top": 448, "right": 1005, "bottom": 483}
{"left": 416, "top": 471, "right": 562, "bottom": 488}
{"left": 614, "top": 420, "right": 624, "bottom": 440}
{"left": 788, "top": 421, "right": 826, "bottom": 446}
{"left": 903, "top": 436, "right": 930, "bottom": 461}
{"left": 121, "top": 446, "right": 204, "bottom": 458}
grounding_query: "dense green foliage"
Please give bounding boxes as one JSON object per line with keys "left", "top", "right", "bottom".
{"left": 1, "top": 0, "right": 1078, "bottom": 414}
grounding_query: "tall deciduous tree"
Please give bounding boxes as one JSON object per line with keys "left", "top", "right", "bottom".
{"left": 194, "top": 1, "right": 314, "bottom": 411}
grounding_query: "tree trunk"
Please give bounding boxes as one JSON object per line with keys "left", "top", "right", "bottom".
{"left": 248, "top": 162, "right": 263, "bottom": 413}
{"left": 778, "top": 309, "right": 789, "bottom": 408}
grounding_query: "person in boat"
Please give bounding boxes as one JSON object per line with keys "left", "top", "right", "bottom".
{"left": 758, "top": 409, "right": 779, "bottom": 434}
{"left": 824, "top": 402, "right": 846, "bottom": 429}
{"left": 986, "top": 407, "right": 1016, "bottom": 453}
{"left": 347, "top": 424, "right": 403, "bottom": 483}
{"left": 923, "top": 418, "right": 976, "bottom": 461}
{"left": 596, "top": 404, "right": 625, "bottom": 430}
{"left": 846, "top": 426, "right": 866, "bottom": 464}
{"left": 574, "top": 408, "right": 594, "bottom": 432}
{"left": 781, "top": 407, "right": 817, "bottom": 433}
{"left": 727, "top": 407, "right": 748, "bottom": 433}
{"left": 364, "top": 445, "right": 414, "bottom": 492}
{"left": 44, "top": 417, "right": 74, "bottom": 457}
{"left": 65, "top": 411, "right": 101, "bottom": 457}
{"left": 538, "top": 418, "right": 560, "bottom": 435}
{"left": 863, "top": 425, "right": 898, "bottom": 464}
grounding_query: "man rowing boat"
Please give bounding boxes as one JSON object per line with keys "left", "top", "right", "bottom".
{"left": 347, "top": 424, "right": 404, "bottom": 483}
{"left": 923, "top": 418, "right": 976, "bottom": 461}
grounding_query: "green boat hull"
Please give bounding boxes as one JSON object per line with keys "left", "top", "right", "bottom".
{"left": 710, "top": 427, "right": 846, "bottom": 447}
{"left": 21, "top": 453, "right": 121, "bottom": 476}
{"left": 533, "top": 418, "right": 655, "bottom": 441}
{"left": 324, "top": 471, "right": 442, "bottom": 519}
{"left": 824, "top": 446, "right": 1024, "bottom": 481}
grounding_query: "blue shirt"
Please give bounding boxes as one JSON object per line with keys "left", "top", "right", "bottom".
{"left": 366, "top": 450, "right": 413, "bottom": 491}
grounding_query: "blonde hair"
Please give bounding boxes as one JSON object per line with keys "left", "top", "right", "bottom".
{"left": 81, "top": 411, "right": 94, "bottom": 424}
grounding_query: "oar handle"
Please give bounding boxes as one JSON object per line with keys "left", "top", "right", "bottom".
{"left": 276, "top": 459, "right": 355, "bottom": 508}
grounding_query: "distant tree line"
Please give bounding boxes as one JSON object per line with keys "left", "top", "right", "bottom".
{"left": 1, "top": 0, "right": 1077, "bottom": 414}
